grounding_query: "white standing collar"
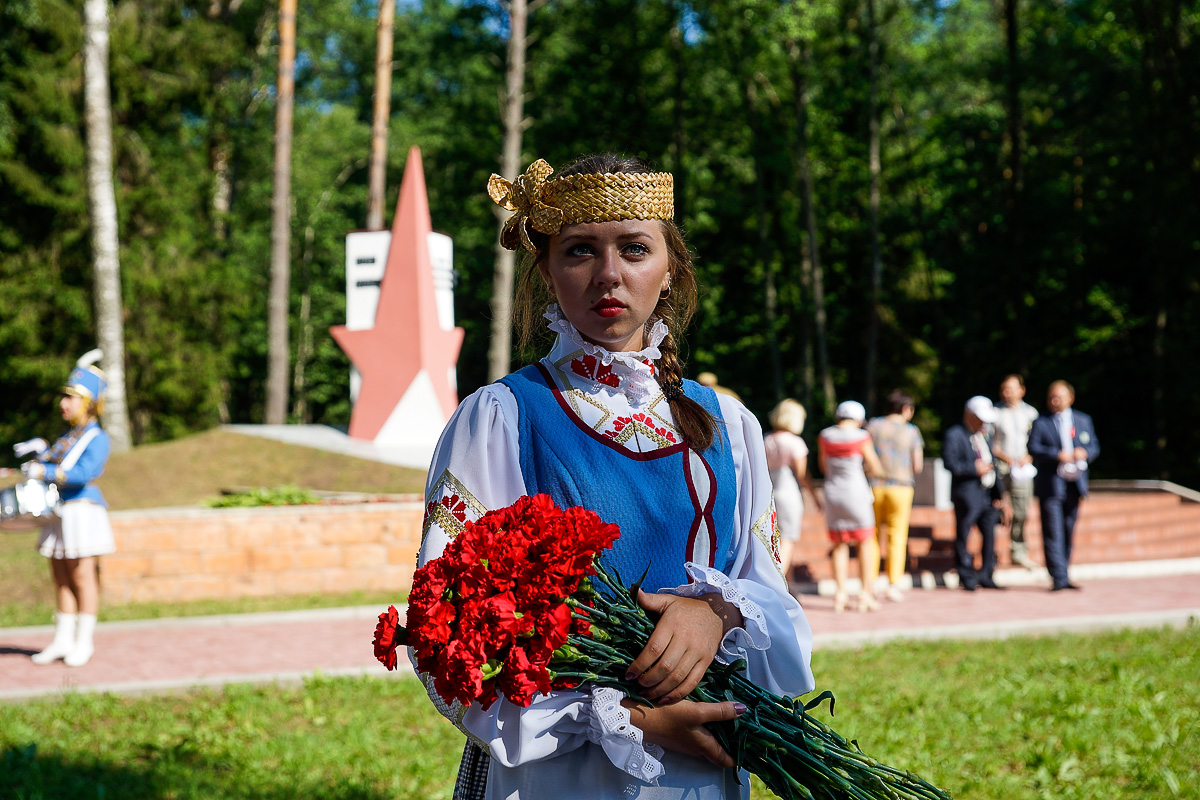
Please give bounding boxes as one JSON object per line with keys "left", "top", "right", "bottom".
{"left": 544, "top": 304, "right": 667, "bottom": 406}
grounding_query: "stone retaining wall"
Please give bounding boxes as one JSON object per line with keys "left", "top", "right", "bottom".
{"left": 104, "top": 503, "right": 424, "bottom": 604}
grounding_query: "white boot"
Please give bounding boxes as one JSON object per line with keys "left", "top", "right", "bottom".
{"left": 31, "top": 612, "right": 76, "bottom": 665}
{"left": 65, "top": 613, "right": 96, "bottom": 667}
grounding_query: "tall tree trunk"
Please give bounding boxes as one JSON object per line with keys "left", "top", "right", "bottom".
{"left": 800, "top": 252, "right": 816, "bottom": 409}
{"left": 1004, "top": 0, "right": 1027, "bottom": 370}
{"left": 266, "top": 0, "right": 297, "bottom": 424}
{"left": 864, "top": 0, "right": 883, "bottom": 410}
{"left": 670, "top": 0, "right": 687, "bottom": 222}
{"left": 745, "top": 82, "right": 783, "bottom": 401}
{"left": 366, "top": 0, "right": 395, "bottom": 231}
{"left": 83, "top": 0, "right": 131, "bottom": 452}
{"left": 790, "top": 38, "right": 834, "bottom": 416}
{"left": 210, "top": 128, "right": 232, "bottom": 244}
{"left": 487, "top": 0, "right": 529, "bottom": 381}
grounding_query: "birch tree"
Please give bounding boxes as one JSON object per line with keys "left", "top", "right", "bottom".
{"left": 83, "top": 0, "right": 131, "bottom": 451}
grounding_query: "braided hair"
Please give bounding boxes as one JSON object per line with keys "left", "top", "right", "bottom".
{"left": 513, "top": 153, "right": 720, "bottom": 452}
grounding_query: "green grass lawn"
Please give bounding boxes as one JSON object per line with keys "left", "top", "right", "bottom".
{"left": 3, "top": 626, "right": 1197, "bottom": 800}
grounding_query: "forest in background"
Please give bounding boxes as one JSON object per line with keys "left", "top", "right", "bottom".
{"left": 1, "top": 0, "right": 1198, "bottom": 482}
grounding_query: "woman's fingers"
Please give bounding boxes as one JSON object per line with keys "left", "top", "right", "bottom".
{"left": 657, "top": 660, "right": 709, "bottom": 705}
{"left": 624, "top": 623, "right": 669, "bottom": 684}
{"left": 627, "top": 590, "right": 726, "bottom": 698}
{"left": 638, "top": 634, "right": 692, "bottom": 699}
{"left": 693, "top": 701, "right": 746, "bottom": 766}
{"left": 626, "top": 699, "right": 745, "bottom": 768}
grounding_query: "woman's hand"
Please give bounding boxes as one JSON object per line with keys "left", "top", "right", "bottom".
{"left": 20, "top": 461, "right": 46, "bottom": 481}
{"left": 626, "top": 590, "right": 743, "bottom": 705}
{"left": 622, "top": 697, "right": 745, "bottom": 768}
{"left": 13, "top": 438, "right": 48, "bottom": 458}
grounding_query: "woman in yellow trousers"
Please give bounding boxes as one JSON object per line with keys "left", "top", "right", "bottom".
{"left": 866, "top": 391, "right": 924, "bottom": 602}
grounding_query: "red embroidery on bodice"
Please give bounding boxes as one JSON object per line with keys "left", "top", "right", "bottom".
{"left": 568, "top": 354, "right": 657, "bottom": 389}
{"left": 569, "top": 355, "right": 620, "bottom": 387}
{"left": 603, "top": 412, "right": 678, "bottom": 444}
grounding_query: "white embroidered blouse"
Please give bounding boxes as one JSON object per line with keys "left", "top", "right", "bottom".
{"left": 417, "top": 308, "right": 816, "bottom": 800}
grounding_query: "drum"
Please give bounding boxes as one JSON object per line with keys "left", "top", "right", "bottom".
{"left": 0, "top": 480, "right": 61, "bottom": 531}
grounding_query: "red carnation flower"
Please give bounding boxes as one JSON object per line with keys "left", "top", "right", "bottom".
{"left": 373, "top": 494, "right": 620, "bottom": 708}
{"left": 372, "top": 605, "right": 404, "bottom": 671}
{"left": 498, "top": 644, "right": 549, "bottom": 707}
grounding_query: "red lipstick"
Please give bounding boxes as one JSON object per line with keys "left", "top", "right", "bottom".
{"left": 592, "top": 298, "right": 626, "bottom": 318}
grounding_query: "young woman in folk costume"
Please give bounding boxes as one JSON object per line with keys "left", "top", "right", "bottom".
{"left": 14, "top": 350, "right": 115, "bottom": 667}
{"left": 417, "top": 154, "right": 815, "bottom": 800}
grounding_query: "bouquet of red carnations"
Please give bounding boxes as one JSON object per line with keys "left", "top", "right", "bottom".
{"left": 374, "top": 494, "right": 951, "bottom": 800}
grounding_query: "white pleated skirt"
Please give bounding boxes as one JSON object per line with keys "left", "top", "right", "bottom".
{"left": 37, "top": 500, "right": 116, "bottom": 559}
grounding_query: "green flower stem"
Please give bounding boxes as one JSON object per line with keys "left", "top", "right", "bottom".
{"left": 552, "top": 562, "right": 954, "bottom": 800}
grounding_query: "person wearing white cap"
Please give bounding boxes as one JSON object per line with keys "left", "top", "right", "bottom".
{"left": 817, "top": 400, "right": 884, "bottom": 612}
{"left": 942, "top": 396, "right": 1005, "bottom": 591}
{"left": 14, "top": 350, "right": 115, "bottom": 666}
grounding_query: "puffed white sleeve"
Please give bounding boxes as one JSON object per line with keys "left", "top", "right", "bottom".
{"left": 415, "top": 382, "right": 665, "bottom": 783}
{"left": 668, "top": 395, "right": 816, "bottom": 700}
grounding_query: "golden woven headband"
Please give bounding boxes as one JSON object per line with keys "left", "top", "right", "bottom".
{"left": 488, "top": 159, "right": 674, "bottom": 253}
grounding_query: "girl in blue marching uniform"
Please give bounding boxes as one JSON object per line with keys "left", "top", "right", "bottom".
{"left": 416, "top": 155, "right": 814, "bottom": 800}
{"left": 14, "top": 350, "right": 115, "bottom": 667}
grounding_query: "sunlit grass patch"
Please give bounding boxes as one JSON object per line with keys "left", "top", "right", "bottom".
{"left": 3, "top": 625, "right": 1197, "bottom": 800}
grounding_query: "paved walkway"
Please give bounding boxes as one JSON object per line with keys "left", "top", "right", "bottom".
{"left": 2, "top": 573, "right": 1198, "bottom": 701}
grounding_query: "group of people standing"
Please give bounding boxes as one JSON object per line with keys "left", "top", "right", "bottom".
{"left": 766, "top": 375, "right": 1100, "bottom": 607}
{"left": 764, "top": 391, "right": 923, "bottom": 612}
{"left": 947, "top": 376, "right": 1099, "bottom": 593}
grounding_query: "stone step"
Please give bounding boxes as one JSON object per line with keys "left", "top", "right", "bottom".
{"left": 786, "top": 490, "right": 1200, "bottom": 584}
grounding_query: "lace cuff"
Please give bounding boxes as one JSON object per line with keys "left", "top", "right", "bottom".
{"left": 587, "top": 686, "right": 664, "bottom": 784}
{"left": 670, "top": 564, "right": 772, "bottom": 657}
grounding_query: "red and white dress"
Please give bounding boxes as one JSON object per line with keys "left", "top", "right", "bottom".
{"left": 817, "top": 425, "right": 876, "bottom": 543}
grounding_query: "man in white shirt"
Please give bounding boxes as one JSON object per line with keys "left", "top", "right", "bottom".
{"left": 991, "top": 375, "right": 1039, "bottom": 569}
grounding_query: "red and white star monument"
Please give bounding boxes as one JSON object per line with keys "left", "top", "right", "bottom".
{"left": 331, "top": 147, "right": 464, "bottom": 448}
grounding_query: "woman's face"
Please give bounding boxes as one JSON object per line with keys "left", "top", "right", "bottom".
{"left": 542, "top": 220, "right": 671, "bottom": 353}
{"left": 60, "top": 394, "right": 87, "bottom": 424}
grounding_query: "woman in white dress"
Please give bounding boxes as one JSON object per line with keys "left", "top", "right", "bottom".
{"left": 817, "top": 401, "right": 883, "bottom": 613}
{"left": 763, "top": 399, "right": 820, "bottom": 582}
{"left": 14, "top": 351, "right": 115, "bottom": 667}
{"left": 417, "top": 154, "right": 814, "bottom": 800}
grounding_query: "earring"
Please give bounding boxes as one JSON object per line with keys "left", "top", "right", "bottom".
{"left": 659, "top": 284, "right": 672, "bottom": 300}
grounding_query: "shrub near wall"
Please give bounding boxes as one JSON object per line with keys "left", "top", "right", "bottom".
{"left": 104, "top": 503, "right": 425, "bottom": 604}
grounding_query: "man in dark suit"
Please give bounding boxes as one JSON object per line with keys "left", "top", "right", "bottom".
{"left": 1028, "top": 380, "right": 1100, "bottom": 591}
{"left": 944, "top": 396, "right": 1006, "bottom": 591}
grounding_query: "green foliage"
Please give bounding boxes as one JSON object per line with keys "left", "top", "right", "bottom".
{"left": 0, "top": 626, "right": 1196, "bottom": 799}
{"left": 203, "top": 484, "right": 321, "bottom": 507}
{"left": 1, "top": 0, "right": 1199, "bottom": 482}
